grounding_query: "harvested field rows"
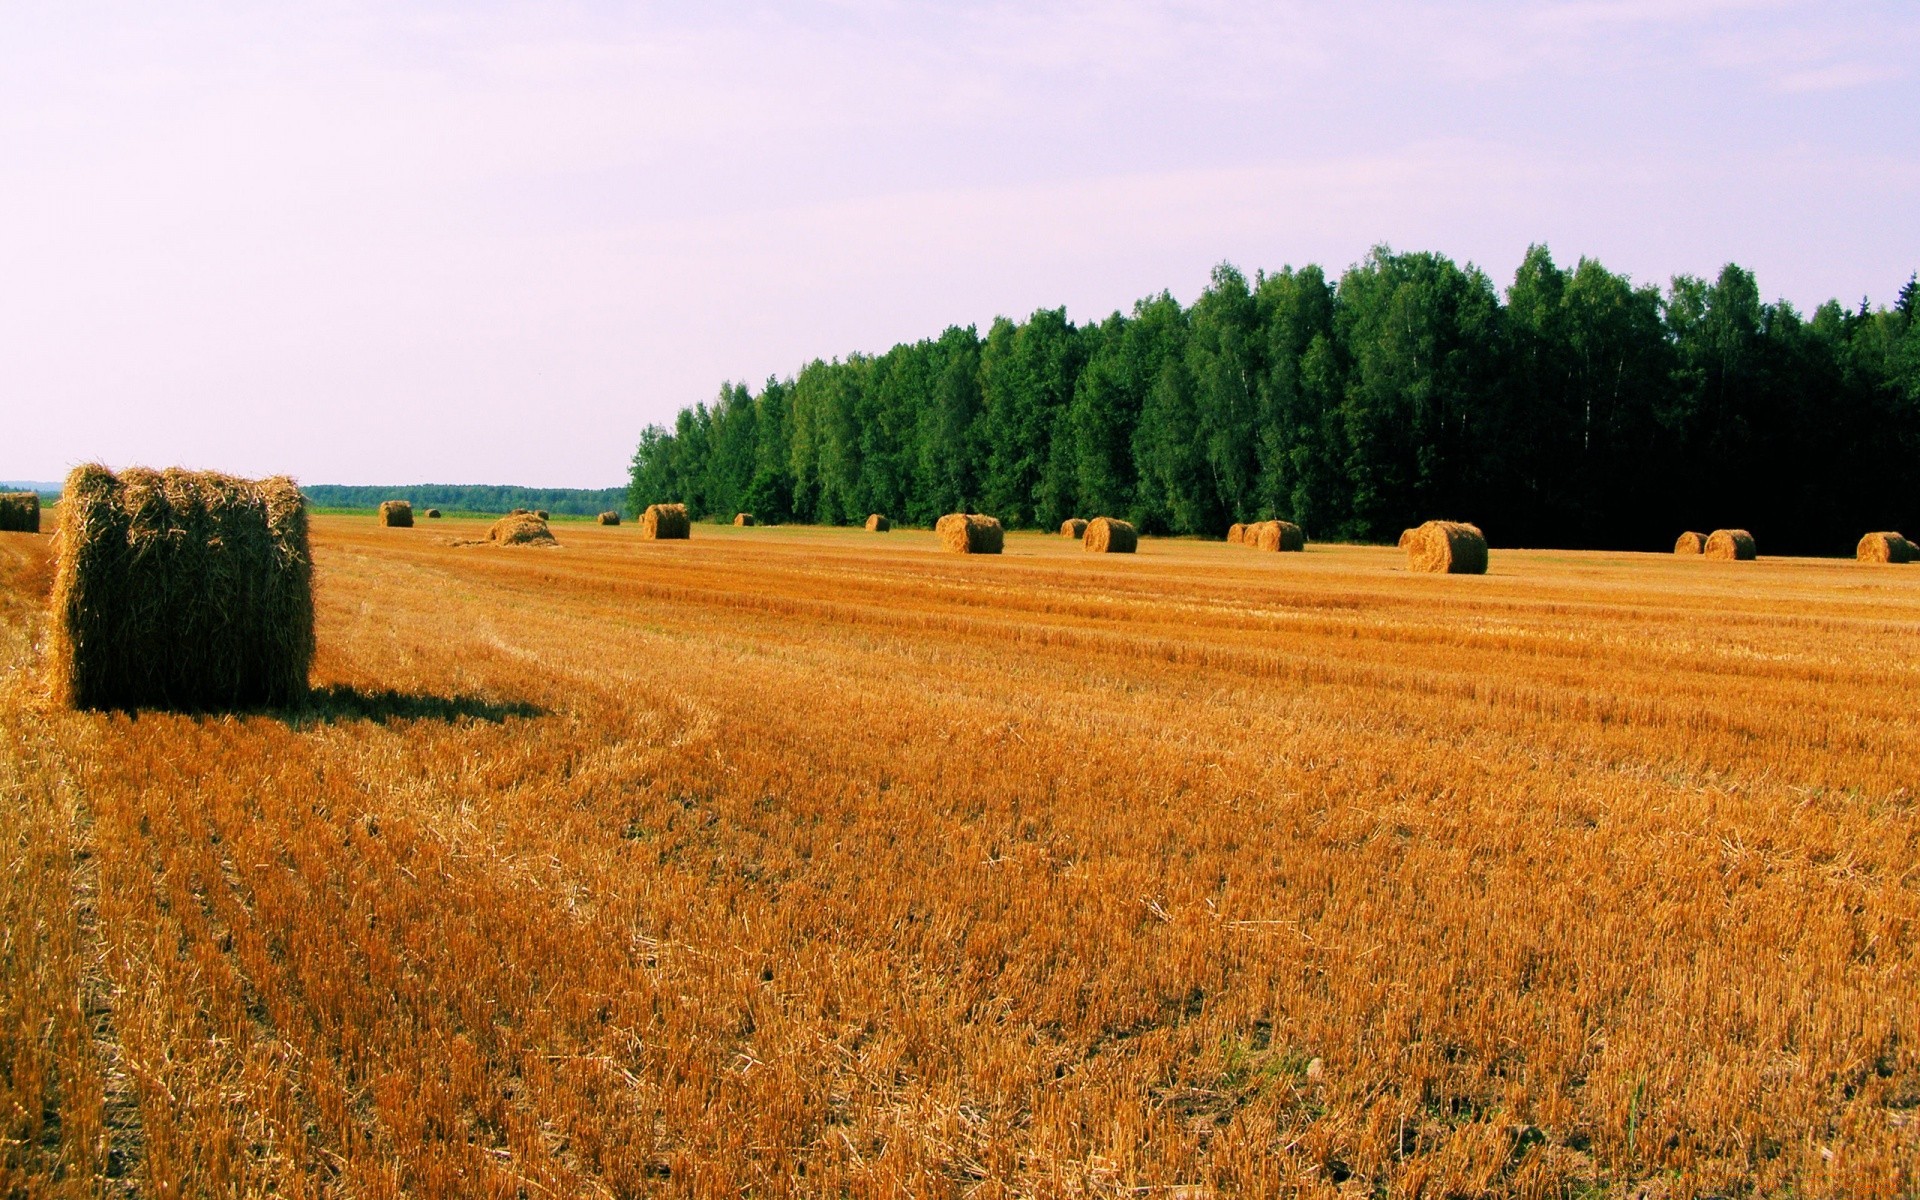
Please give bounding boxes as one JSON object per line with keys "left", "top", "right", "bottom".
{"left": 3, "top": 517, "right": 1918, "bottom": 1197}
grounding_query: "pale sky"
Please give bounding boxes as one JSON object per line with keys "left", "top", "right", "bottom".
{"left": 5, "top": 1, "right": 1916, "bottom": 487}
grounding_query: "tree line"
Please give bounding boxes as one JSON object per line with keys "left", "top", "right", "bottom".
{"left": 628, "top": 246, "right": 1920, "bottom": 554}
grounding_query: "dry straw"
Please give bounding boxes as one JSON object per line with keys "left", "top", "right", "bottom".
{"left": 1704, "top": 529, "right": 1756, "bottom": 560}
{"left": 642, "top": 503, "right": 691, "bottom": 540}
{"left": 378, "top": 500, "right": 413, "bottom": 527}
{"left": 1405, "top": 520, "right": 1488, "bottom": 574}
{"left": 1227, "top": 523, "right": 1246, "bottom": 545}
{"left": 0, "top": 492, "right": 40, "bottom": 533}
{"left": 1857, "top": 531, "right": 1915, "bottom": 563}
{"left": 1061, "top": 518, "right": 1088, "bottom": 539}
{"left": 1083, "top": 516, "right": 1137, "bottom": 553}
{"left": 597, "top": 511, "right": 621, "bottom": 526}
{"left": 1674, "top": 531, "right": 1706, "bottom": 555}
{"left": 1397, "top": 528, "right": 1416, "bottom": 549}
{"left": 1248, "top": 520, "right": 1306, "bottom": 552}
{"left": 424, "top": 508, "right": 442, "bottom": 519}
{"left": 47, "top": 465, "right": 314, "bottom": 710}
{"left": 936, "top": 513, "right": 1004, "bottom": 554}
{"left": 488, "top": 512, "right": 557, "bottom": 546}
{"left": 865, "top": 514, "right": 891, "bottom": 532}
{"left": 734, "top": 513, "right": 756, "bottom": 526}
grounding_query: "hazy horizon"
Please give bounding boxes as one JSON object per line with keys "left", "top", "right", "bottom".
{"left": 7, "top": 1, "right": 1917, "bottom": 488}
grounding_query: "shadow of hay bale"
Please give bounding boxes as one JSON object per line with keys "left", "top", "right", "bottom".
{"left": 286, "top": 685, "right": 547, "bottom": 726}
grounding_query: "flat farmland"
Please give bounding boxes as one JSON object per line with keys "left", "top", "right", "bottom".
{"left": 3, "top": 517, "right": 1918, "bottom": 1198}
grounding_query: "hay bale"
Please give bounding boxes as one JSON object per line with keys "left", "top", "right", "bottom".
{"left": 1227, "top": 523, "right": 1246, "bottom": 545}
{"left": 734, "top": 513, "right": 756, "bottom": 527}
{"left": 1673, "top": 531, "right": 1705, "bottom": 554}
{"left": 535, "top": 509, "right": 550, "bottom": 520}
{"left": 424, "top": 508, "right": 442, "bottom": 519}
{"left": 1397, "top": 528, "right": 1416, "bottom": 549}
{"left": 865, "top": 513, "right": 891, "bottom": 532}
{"left": 597, "top": 511, "right": 621, "bottom": 526}
{"left": 641, "top": 503, "right": 691, "bottom": 540}
{"left": 0, "top": 492, "right": 41, "bottom": 533}
{"left": 46, "top": 465, "right": 313, "bottom": 710}
{"left": 936, "top": 513, "right": 1003, "bottom": 554}
{"left": 378, "top": 499, "right": 413, "bottom": 527}
{"left": 1083, "top": 516, "right": 1137, "bottom": 553}
{"left": 1704, "top": 529, "right": 1756, "bottom": 561}
{"left": 1405, "top": 520, "right": 1488, "bottom": 574}
{"left": 488, "top": 512, "right": 557, "bottom": 546}
{"left": 1858, "top": 531, "right": 1915, "bottom": 563}
{"left": 1248, "top": 520, "right": 1306, "bottom": 552}
{"left": 1061, "top": 518, "right": 1088, "bottom": 539}
{"left": 509, "top": 508, "right": 530, "bottom": 516}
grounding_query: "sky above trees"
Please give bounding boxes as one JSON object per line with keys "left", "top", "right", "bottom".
{"left": 4, "top": 1, "right": 1916, "bottom": 486}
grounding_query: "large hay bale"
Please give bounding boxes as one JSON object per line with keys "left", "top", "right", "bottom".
{"left": 1061, "top": 518, "right": 1088, "bottom": 539}
{"left": 424, "top": 508, "right": 442, "bottom": 519}
{"left": 488, "top": 512, "right": 557, "bottom": 546}
{"left": 1858, "top": 531, "right": 1915, "bottom": 563}
{"left": 1674, "top": 531, "right": 1706, "bottom": 555}
{"left": 865, "top": 513, "right": 891, "bottom": 532}
{"left": 1227, "top": 523, "right": 1246, "bottom": 545}
{"left": 378, "top": 499, "right": 413, "bottom": 527}
{"left": 0, "top": 492, "right": 41, "bottom": 533}
{"left": 47, "top": 465, "right": 313, "bottom": 710}
{"left": 1083, "top": 516, "right": 1136, "bottom": 553}
{"left": 597, "top": 511, "right": 621, "bottom": 526}
{"left": 642, "top": 503, "right": 691, "bottom": 540}
{"left": 936, "top": 513, "right": 1003, "bottom": 554}
{"left": 1704, "top": 529, "right": 1756, "bottom": 561}
{"left": 1405, "top": 520, "right": 1488, "bottom": 574}
{"left": 734, "top": 513, "right": 756, "bottom": 527}
{"left": 1248, "top": 520, "right": 1306, "bottom": 552}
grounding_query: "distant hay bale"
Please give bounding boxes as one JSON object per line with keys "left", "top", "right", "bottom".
{"left": 865, "top": 513, "right": 891, "bottom": 532}
{"left": 936, "top": 513, "right": 1003, "bottom": 554}
{"left": 1674, "top": 531, "right": 1706, "bottom": 555}
{"left": 1083, "top": 516, "right": 1137, "bottom": 553}
{"left": 378, "top": 499, "right": 413, "bottom": 527}
{"left": 1227, "top": 523, "right": 1245, "bottom": 545}
{"left": 1704, "top": 529, "right": 1756, "bottom": 561}
{"left": 734, "top": 513, "right": 756, "bottom": 526}
{"left": 1857, "top": 531, "right": 1915, "bottom": 563}
{"left": 1061, "top": 518, "right": 1088, "bottom": 539}
{"left": 1405, "top": 520, "right": 1488, "bottom": 574}
{"left": 488, "top": 512, "right": 557, "bottom": 546}
{"left": 509, "top": 508, "right": 530, "bottom": 516}
{"left": 0, "top": 492, "right": 41, "bottom": 533}
{"left": 47, "top": 465, "right": 313, "bottom": 710}
{"left": 597, "top": 511, "right": 621, "bottom": 526}
{"left": 424, "top": 508, "right": 442, "bottom": 519}
{"left": 1397, "top": 528, "right": 1416, "bottom": 549}
{"left": 535, "top": 510, "right": 550, "bottom": 520}
{"left": 641, "top": 503, "right": 691, "bottom": 540}
{"left": 1248, "top": 520, "right": 1306, "bottom": 552}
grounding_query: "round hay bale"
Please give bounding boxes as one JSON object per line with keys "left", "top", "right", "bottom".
{"left": 509, "top": 508, "right": 530, "bottom": 516}
{"left": 1083, "top": 516, "right": 1137, "bottom": 553}
{"left": 1405, "top": 520, "right": 1488, "bottom": 574}
{"left": 597, "top": 511, "right": 621, "bottom": 526}
{"left": 641, "top": 503, "right": 691, "bottom": 540}
{"left": 1397, "top": 528, "right": 1417, "bottom": 549}
{"left": 1704, "top": 529, "right": 1756, "bottom": 561}
{"left": 1061, "top": 518, "right": 1088, "bottom": 539}
{"left": 1673, "top": 531, "right": 1706, "bottom": 554}
{"left": 936, "top": 513, "right": 1003, "bottom": 554}
{"left": 865, "top": 513, "right": 891, "bottom": 532}
{"left": 488, "top": 512, "right": 557, "bottom": 546}
{"left": 535, "top": 509, "right": 550, "bottom": 520}
{"left": 1858, "top": 531, "right": 1915, "bottom": 563}
{"left": 47, "top": 465, "right": 314, "bottom": 710}
{"left": 734, "top": 513, "right": 756, "bottom": 527}
{"left": 378, "top": 499, "right": 413, "bottom": 528}
{"left": 1248, "top": 520, "right": 1305, "bottom": 552}
{"left": 0, "top": 492, "right": 42, "bottom": 533}
{"left": 424, "top": 508, "right": 442, "bottom": 519}
{"left": 1227, "top": 523, "right": 1246, "bottom": 545}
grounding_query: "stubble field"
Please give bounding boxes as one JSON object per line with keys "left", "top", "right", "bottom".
{"left": 2, "top": 516, "right": 1918, "bottom": 1198}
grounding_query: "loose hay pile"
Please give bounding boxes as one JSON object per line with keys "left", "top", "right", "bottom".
{"left": 642, "top": 503, "right": 691, "bottom": 539}
{"left": 1227, "top": 523, "right": 1246, "bottom": 545}
{"left": 47, "top": 465, "right": 313, "bottom": 710}
{"left": 1405, "top": 520, "right": 1488, "bottom": 574}
{"left": 936, "top": 513, "right": 1003, "bottom": 554}
{"left": 1083, "top": 517, "right": 1136, "bottom": 553}
{"left": 1248, "top": 520, "right": 1306, "bottom": 552}
{"left": 734, "top": 513, "right": 756, "bottom": 527}
{"left": 1704, "top": 529, "right": 1757, "bottom": 560}
{"left": 378, "top": 500, "right": 413, "bottom": 527}
{"left": 1674, "top": 531, "right": 1706, "bottom": 555}
{"left": 1858, "top": 531, "right": 1915, "bottom": 563}
{"left": 1061, "top": 518, "right": 1088, "bottom": 539}
{"left": 865, "top": 514, "right": 891, "bottom": 532}
{"left": 488, "top": 512, "right": 557, "bottom": 546}
{"left": 598, "top": 511, "right": 621, "bottom": 526}
{"left": 0, "top": 492, "right": 41, "bottom": 533}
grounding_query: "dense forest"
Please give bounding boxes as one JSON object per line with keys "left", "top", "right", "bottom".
{"left": 301, "top": 484, "right": 626, "bottom": 516}
{"left": 629, "top": 246, "right": 1920, "bottom": 554}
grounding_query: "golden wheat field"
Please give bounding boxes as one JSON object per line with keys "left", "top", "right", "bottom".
{"left": 3, "top": 516, "right": 1919, "bottom": 1199}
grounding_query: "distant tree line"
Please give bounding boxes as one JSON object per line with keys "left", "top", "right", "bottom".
{"left": 301, "top": 484, "right": 626, "bottom": 517}
{"left": 629, "top": 247, "right": 1920, "bottom": 554}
